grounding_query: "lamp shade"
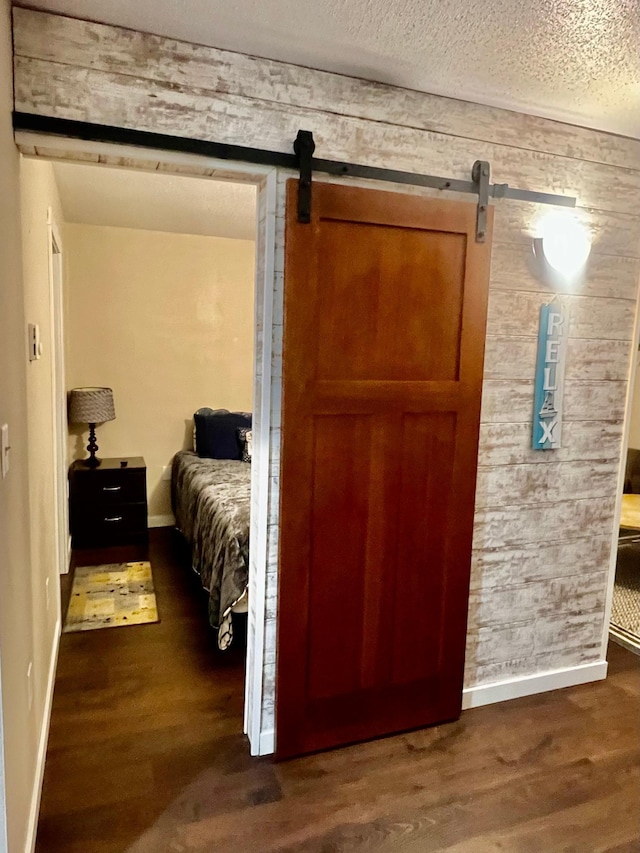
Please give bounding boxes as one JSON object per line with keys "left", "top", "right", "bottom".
{"left": 68, "top": 387, "right": 116, "bottom": 424}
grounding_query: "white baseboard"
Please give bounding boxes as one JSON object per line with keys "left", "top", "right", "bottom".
{"left": 254, "top": 662, "right": 607, "bottom": 757}
{"left": 462, "top": 659, "right": 608, "bottom": 710}
{"left": 148, "top": 514, "right": 175, "bottom": 529}
{"left": 253, "top": 661, "right": 608, "bottom": 757}
{"left": 24, "top": 618, "right": 61, "bottom": 853}
{"left": 257, "top": 728, "right": 275, "bottom": 756}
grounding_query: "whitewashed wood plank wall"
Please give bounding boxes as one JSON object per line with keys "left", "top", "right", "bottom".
{"left": 13, "top": 8, "right": 640, "bottom": 745}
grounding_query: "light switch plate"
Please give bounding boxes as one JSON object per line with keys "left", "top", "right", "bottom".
{"left": 27, "top": 662, "right": 33, "bottom": 711}
{"left": 28, "top": 323, "right": 41, "bottom": 361}
{"left": 1, "top": 424, "right": 10, "bottom": 478}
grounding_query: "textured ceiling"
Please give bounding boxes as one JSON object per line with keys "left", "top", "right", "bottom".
{"left": 52, "top": 163, "right": 256, "bottom": 240}
{"left": 21, "top": 0, "right": 640, "bottom": 138}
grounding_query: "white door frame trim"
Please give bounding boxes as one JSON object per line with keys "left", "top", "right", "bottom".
{"left": 244, "top": 169, "right": 277, "bottom": 753}
{"left": 46, "top": 208, "right": 70, "bottom": 575}
{"left": 19, "top": 133, "right": 275, "bottom": 756}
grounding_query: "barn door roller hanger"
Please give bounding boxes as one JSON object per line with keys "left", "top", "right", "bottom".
{"left": 293, "top": 129, "right": 575, "bottom": 242}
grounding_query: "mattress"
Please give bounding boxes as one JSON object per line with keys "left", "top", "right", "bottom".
{"left": 171, "top": 450, "right": 250, "bottom": 648}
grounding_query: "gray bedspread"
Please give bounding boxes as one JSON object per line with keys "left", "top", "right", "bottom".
{"left": 171, "top": 451, "right": 250, "bottom": 648}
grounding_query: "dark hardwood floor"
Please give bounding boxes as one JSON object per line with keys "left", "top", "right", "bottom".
{"left": 37, "top": 528, "right": 639, "bottom": 853}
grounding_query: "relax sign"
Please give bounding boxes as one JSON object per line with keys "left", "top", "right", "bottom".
{"left": 532, "top": 302, "right": 568, "bottom": 450}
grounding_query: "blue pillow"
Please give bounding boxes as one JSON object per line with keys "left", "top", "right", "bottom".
{"left": 194, "top": 411, "right": 252, "bottom": 460}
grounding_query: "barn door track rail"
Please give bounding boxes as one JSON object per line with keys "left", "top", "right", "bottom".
{"left": 12, "top": 113, "right": 576, "bottom": 242}
{"left": 293, "top": 131, "right": 575, "bottom": 243}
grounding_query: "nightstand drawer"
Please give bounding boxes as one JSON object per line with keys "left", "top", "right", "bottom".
{"left": 72, "top": 502, "right": 147, "bottom": 547}
{"left": 73, "top": 469, "right": 146, "bottom": 504}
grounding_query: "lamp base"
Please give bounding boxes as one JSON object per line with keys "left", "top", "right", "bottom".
{"left": 84, "top": 423, "right": 101, "bottom": 467}
{"left": 82, "top": 455, "right": 102, "bottom": 468}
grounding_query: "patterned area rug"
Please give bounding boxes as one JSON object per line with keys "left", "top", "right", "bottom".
{"left": 64, "top": 561, "right": 159, "bottom": 633}
{"left": 610, "top": 542, "right": 640, "bottom": 640}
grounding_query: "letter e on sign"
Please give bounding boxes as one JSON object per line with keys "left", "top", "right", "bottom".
{"left": 545, "top": 340, "right": 560, "bottom": 363}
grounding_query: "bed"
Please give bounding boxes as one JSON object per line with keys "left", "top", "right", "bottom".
{"left": 171, "top": 450, "right": 251, "bottom": 649}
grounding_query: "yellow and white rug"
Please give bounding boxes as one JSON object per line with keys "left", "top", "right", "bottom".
{"left": 64, "top": 561, "right": 159, "bottom": 633}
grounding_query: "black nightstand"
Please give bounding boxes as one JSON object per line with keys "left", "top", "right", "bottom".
{"left": 69, "top": 457, "right": 148, "bottom": 548}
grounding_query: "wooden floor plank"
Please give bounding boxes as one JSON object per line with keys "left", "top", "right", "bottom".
{"left": 36, "top": 529, "right": 640, "bottom": 853}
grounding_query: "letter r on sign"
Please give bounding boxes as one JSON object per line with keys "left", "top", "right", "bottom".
{"left": 547, "top": 310, "right": 563, "bottom": 336}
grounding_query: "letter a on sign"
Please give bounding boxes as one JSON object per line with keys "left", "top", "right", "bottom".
{"left": 532, "top": 302, "right": 568, "bottom": 450}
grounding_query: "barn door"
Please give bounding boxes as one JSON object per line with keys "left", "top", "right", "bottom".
{"left": 276, "top": 180, "right": 493, "bottom": 758}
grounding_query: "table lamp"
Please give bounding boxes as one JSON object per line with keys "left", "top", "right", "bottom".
{"left": 68, "top": 387, "right": 116, "bottom": 468}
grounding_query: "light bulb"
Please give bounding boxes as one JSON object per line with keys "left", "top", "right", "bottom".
{"left": 539, "top": 210, "right": 591, "bottom": 277}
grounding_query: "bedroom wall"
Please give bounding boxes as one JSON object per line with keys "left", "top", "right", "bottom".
{"left": 64, "top": 223, "right": 255, "bottom": 520}
{"left": 11, "top": 7, "right": 640, "bottom": 753}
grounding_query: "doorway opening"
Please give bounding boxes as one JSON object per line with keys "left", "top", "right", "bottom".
{"left": 19, "top": 142, "right": 277, "bottom": 810}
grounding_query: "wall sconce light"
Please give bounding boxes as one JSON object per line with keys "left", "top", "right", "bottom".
{"left": 533, "top": 210, "right": 592, "bottom": 281}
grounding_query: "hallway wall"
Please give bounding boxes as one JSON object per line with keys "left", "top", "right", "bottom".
{"left": 0, "top": 3, "right": 43, "bottom": 851}
{"left": 20, "top": 156, "right": 65, "bottom": 743}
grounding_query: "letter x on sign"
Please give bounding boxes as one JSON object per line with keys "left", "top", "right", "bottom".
{"left": 539, "top": 419, "right": 557, "bottom": 444}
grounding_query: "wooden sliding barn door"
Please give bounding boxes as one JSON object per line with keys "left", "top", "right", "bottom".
{"left": 276, "top": 180, "right": 493, "bottom": 758}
